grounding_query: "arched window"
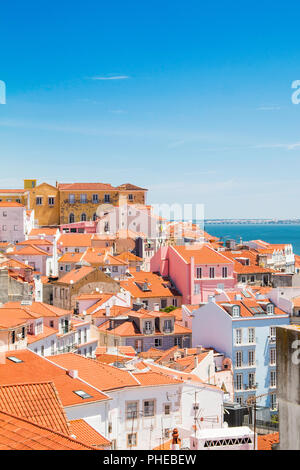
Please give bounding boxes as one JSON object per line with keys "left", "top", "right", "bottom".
{"left": 81, "top": 213, "right": 87, "bottom": 222}
{"left": 69, "top": 213, "right": 75, "bottom": 223}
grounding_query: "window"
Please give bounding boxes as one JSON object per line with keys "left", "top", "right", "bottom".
{"left": 248, "top": 350, "right": 255, "bottom": 366}
{"left": 112, "top": 266, "right": 118, "bottom": 272}
{"left": 161, "top": 299, "right": 167, "bottom": 309}
{"left": 241, "top": 276, "right": 246, "bottom": 283}
{"left": 209, "top": 267, "right": 215, "bottom": 278}
{"left": 174, "top": 337, "right": 181, "bottom": 346}
{"left": 164, "top": 404, "right": 171, "bottom": 415}
{"left": 235, "top": 329, "right": 242, "bottom": 345}
{"left": 235, "top": 374, "right": 242, "bottom": 390}
{"left": 51, "top": 340, "right": 55, "bottom": 354}
{"left": 50, "top": 320, "right": 54, "bottom": 328}
{"left": 69, "top": 213, "right": 75, "bottom": 223}
{"left": 194, "top": 284, "right": 200, "bottom": 294}
{"left": 92, "top": 194, "right": 98, "bottom": 203}
{"left": 270, "top": 327, "right": 276, "bottom": 342}
{"left": 267, "top": 303, "right": 274, "bottom": 315}
{"left": 235, "top": 351, "right": 242, "bottom": 368}
{"left": 144, "top": 320, "right": 152, "bottom": 332}
{"left": 155, "top": 338, "right": 162, "bottom": 347}
{"left": 93, "top": 213, "right": 97, "bottom": 221}
{"left": 104, "top": 194, "right": 110, "bottom": 203}
{"left": 73, "top": 390, "right": 93, "bottom": 399}
{"left": 222, "top": 266, "right": 228, "bottom": 278}
{"left": 21, "top": 327, "right": 26, "bottom": 339}
{"left": 270, "top": 370, "right": 276, "bottom": 388}
{"left": 128, "top": 194, "right": 133, "bottom": 201}
{"left": 7, "top": 356, "right": 23, "bottom": 363}
{"left": 127, "top": 433, "right": 137, "bottom": 447}
{"left": 126, "top": 401, "right": 138, "bottom": 420}
{"left": 69, "top": 194, "right": 75, "bottom": 204}
{"left": 2, "top": 211, "right": 7, "bottom": 217}
{"left": 41, "top": 345, "right": 45, "bottom": 356}
{"left": 248, "top": 328, "right": 255, "bottom": 344}
{"left": 81, "top": 213, "right": 87, "bottom": 222}
{"left": 104, "top": 222, "right": 109, "bottom": 232}
{"left": 270, "top": 348, "right": 276, "bottom": 365}
{"left": 248, "top": 372, "right": 255, "bottom": 389}
{"left": 2, "top": 225, "right": 6, "bottom": 231}
{"left": 48, "top": 197, "right": 55, "bottom": 206}
{"left": 14, "top": 225, "right": 18, "bottom": 231}
{"left": 236, "top": 396, "right": 242, "bottom": 405}
{"left": 164, "top": 320, "right": 172, "bottom": 332}
{"left": 270, "top": 393, "right": 277, "bottom": 410}
{"left": 196, "top": 267, "right": 202, "bottom": 279}
{"left": 80, "top": 194, "right": 87, "bottom": 203}
{"left": 172, "top": 298, "right": 177, "bottom": 307}
{"left": 232, "top": 305, "right": 240, "bottom": 317}
{"left": 143, "top": 400, "right": 155, "bottom": 417}
{"left": 250, "top": 275, "right": 255, "bottom": 283}
{"left": 164, "top": 429, "right": 171, "bottom": 439}
{"left": 36, "top": 197, "right": 43, "bottom": 205}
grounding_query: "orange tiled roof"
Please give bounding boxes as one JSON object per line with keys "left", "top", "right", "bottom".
{"left": 116, "top": 183, "right": 147, "bottom": 191}
{"left": 26, "top": 326, "right": 58, "bottom": 344}
{"left": 29, "top": 227, "right": 59, "bottom": 236}
{"left": 98, "top": 318, "right": 191, "bottom": 337}
{"left": 257, "top": 432, "right": 279, "bottom": 450}
{"left": 57, "top": 233, "right": 93, "bottom": 248}
{"left": 48, "top": 353, "right": 139, "bottom": 391}
{"left": 95, "top": 346, "right": 136, "bottom": 356}
{"left": 58, "top": 183, "right": 115, "bottom": 191}
{"left": 0, "top": 410, "right": 94, "bottom": 450}
{"left": 89, "top": 305, "right": 132, "bottom": 317}
{"left": 0, "top": 350, "right": 109, "bottom": 407}
{"left": 56, "top": 266, "right": 95, "bottom": 285}
{"left": 172, "top": 244, "right": 233, "bottom": 265}
{"left": 139, "top": 348, "right": 165, "bottom": 359}
{"left": 16, "top": 239, "right": 53, "bottom": 247}
{"left": 116, "top": 251, "right": 143, "bottom": 262}
{"left": 11, "top": 245, "right": 50, "bottom": 256}
{"left": 0, "top": 201, "right": 24, "bottom": 208}
{"left": 132, "top": 371, "right": 182, "bottom": 386}
{"left": 120, "top": 269, "right": 181, "bottom": 298}
{"left": 3, "top": 301, "right": 72, "bottom": 318}
{"left": 69, "top": 419, "right": 111, "bottom": 448}
{"left": 0, "top": 382, "right": 70, "bottom": 435}
{"left": 0, "top": 258, "right": 34, "bottom": 270}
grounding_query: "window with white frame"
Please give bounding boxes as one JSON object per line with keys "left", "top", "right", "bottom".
{"left": 235, "top": 351, "right": 242, "bottom": 367}
{"left": 222, "top": 266, "right": 228, "bottom": 278}
{"left": 248, "top": 350, "right": 255, "bottom": 366}
{"left": 267, "top": 303, "right": 274, "bottom": 315}
{"left": 270, "top": 348, "right": 276, "bottom": 365}
{"left": 270, "top": 370, "right": 276, "bottom": 388}
{"left": 232, "top": 305, "right": 240, "bottom": 317}
{"left": 248, "top": 328, "right": 255, "bottom": 344}
{"left": 194, "top": 283, "right": 200, "bottom": 295}
{"left": 235, "top": 373, "right": 242, "bottom": 390}
{"left": 270, "top": 393, "right": 277, "bottom": 410}
{"left": 270, "top": 327, "right": 276, "bottom": 341}
{"left": 248, "top": 372, "right": 255, "bottom": 389}
{"left": 235, "top": 328, "right": 242, "bottom": 345}
{"left": 69, "top": 194, "right": 75, "bottom": 204}
{"left": 155, "top": 338, "right": 162, "bottom": 347}
{"left": 164, "top": 403, "right": 171, "bottom": 415}
{"left": 209, "top": 267, "right": 215, "bottom": 278}
{"left": 196, "top": 267, "right": 202, "bottom": 279}
{"left": 36, "top": 197, "right": 43, "bottom": 205}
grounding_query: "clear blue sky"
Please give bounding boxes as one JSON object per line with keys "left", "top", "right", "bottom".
{"left": 1, "top": 0, "right": 300, "bottom": 219}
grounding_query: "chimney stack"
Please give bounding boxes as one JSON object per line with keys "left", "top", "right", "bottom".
{"left": 105, "top": 305, "right": 111, "bottom": 317}
{"left": 67, "top": 369, "right": 78, "bottom": 379}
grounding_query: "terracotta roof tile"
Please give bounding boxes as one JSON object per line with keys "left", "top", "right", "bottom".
{"left": 0, "top": 382, "right": 70, "bottom": 435}
{"left": 69, "top": 419, "right": 111, "bottom": 448}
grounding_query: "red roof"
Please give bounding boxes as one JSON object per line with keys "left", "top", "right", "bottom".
{"left": 257, "top": 432, "right": 279, "bottom": 450}
{"left": 69, "top": 419, "right": 111, "bottom": 448}
{"left": 0, "top": 410, "right": 94, "bottom": 450}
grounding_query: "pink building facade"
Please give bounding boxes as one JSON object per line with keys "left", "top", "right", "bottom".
{"left": 151, "top": 244, "right": 236, "bottom": 303}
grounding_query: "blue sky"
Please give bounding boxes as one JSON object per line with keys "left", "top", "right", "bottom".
{"left": 1, "top": 0, "right": 300, "bottom": 218}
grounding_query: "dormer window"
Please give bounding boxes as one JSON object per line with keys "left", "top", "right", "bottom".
{"left": 267, "top": 303, "right": 274, "bottom": 315}
{"left": 232, "top": 305, "right": 240, "bottom": 317}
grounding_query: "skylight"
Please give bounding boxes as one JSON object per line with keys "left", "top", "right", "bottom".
{"left": 7, "top": 356, "right": 23, "bottom": 363}
{"left": 73, "top": 390, "right": 93, "bottom": 399}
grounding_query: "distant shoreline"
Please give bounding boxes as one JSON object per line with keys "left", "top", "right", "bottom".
{"left": 203, "top": 220, "right": 300, "bottom": 225}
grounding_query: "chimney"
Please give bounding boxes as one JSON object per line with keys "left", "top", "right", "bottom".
{"left": 208, "top": 295, "right": 215, "bottom": 303}
{"left": 184, "top": 348, "right": 188, "bottom": 357}
{"left": 171, "top": 428, "right": 181, "bottom": 450}
{"left": 235, "top": 294, "right": 242, "bottom": 301}
{"left": 194, "top": 356, "right": 199, "bottom": 369}
{"left": 154, "top": 303, "right": 160, "bottom": 311}
{"left": 105, "top": 305, "right": 111, "bottom": 317}
{"left": 196, "top": 345, "right": 202, "bottom": 354}
{"left": 67, "top": 369, "right": 78, "bottom": 379}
